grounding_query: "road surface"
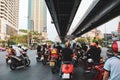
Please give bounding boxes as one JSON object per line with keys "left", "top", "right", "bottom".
{"left": 0, "top": 48, "right": 108, "bottom": 80}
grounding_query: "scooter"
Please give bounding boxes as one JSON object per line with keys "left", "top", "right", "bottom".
{"left": 85, "top": 58, "right": 94, "bottom": 72}
{"left": 84, "top": 52, "right": 95, "bottom": 72}
{"left": 10, "top": 52, "right": 30, "bottom": 70}
{"left": 49, "top": 55, "right": 59, "bottom": 74}
{"left": 61, "top": 61, "right": 74, "bottom": 80}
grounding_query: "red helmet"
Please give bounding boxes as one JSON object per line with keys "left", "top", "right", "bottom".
{"left": 112, "top": 41, "right": 120, "bottom": 53}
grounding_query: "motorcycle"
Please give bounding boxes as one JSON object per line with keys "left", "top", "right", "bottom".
{"left": 10, "top": 52, "right": 30, "bottom": 70}
{"left": 49, "top": 55, "right": 59, "bottom": 74}
{"left": 83, "top": 52, "right": 95, "bottom": 72}
{"left": 85, "top": 57, "right": 94, "bottom": 72}
{"left": 61, "top": 61, "right": 74, "bottom": 80}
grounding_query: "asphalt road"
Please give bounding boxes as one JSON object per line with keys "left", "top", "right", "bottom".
{"left": 0, "top": 48, "right": 108, "bottom": 80}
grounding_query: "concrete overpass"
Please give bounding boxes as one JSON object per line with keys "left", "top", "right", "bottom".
{"left": 45, "top": 0, "right": 120, "bottom": 42}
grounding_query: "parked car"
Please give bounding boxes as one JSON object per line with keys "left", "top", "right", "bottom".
{"left": 0, "top": 47, "right": 6, "bottom": 51}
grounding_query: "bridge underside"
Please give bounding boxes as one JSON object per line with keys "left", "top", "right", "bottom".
{"left": 45, "top": 0, "right": 120, "bottom": 42}
{"left": 45, "top": 0, "right": 81, "bottom": 42}
{"left": 72, "top": 0, "right": 120, "bottom": 38}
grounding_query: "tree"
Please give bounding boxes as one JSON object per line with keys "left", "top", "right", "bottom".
{"left": 76, "top": 37, "right": 88, "bottom": 43}
{"left": 92, "top": 37, "right": 97, "bottom": 42}
{"left": 31, "top": 31, "right": 42, "bottom": 43}
{"left": 45, "top": 40, "right": 54, "bottom": 44}
{"left": 19, "top": 29, "right": 27, "bottom": 33}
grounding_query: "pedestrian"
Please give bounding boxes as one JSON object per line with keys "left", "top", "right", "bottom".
{"left": 103, "top": 41, "right": 120, "bottom": 80}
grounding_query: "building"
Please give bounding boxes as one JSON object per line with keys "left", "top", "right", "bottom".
{"left": 28, "top": 0, "right": 47, "bottom": 40}
{"left": 0, "top": 0, "right": 19, "bottom": 40}
{"left": 83, "top": 28, "right": 103, "bottom": 39}
{"left": 118, "top": 22, "right": 120, "bottom": 35}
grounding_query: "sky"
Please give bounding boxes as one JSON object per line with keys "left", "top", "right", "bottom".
{"left": 18, "top": 0, "right": 28, "bottom": 30}
{"left": 19, "top": 0, "right": 120, "bottom": 41}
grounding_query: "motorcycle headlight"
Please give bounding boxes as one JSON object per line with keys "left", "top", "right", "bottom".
{"left": 8, "top": 60, "right": 11, "bottom": 63}
{"left": 87, "top": 58, "right": 93, "bottom": 63}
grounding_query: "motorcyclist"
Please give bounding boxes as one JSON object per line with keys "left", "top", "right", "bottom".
{"left": 74, "top": 44, "right": 81, "bottom": 58}
{"left": 86, "top": 41, "right": 101, "bottom": 65}
{"left": 12, "top": 45, "right": 25, "bottom": 61}
{"left": 59, "top": 42, "right": 75, "bottom": 77}
{"left": 61, "top": 42, "right": 75, "bottom": 61}
{"left": 48, "top": 44, "right": 59, "bottom": 61}
{"left": 84, "top": 41, "right": 101, "bottom": 71}
{"left": 55, "top": 42, "right": 62, "bottom": 54}
{"left": 36, "top": 44, "right": 42, "bottom": 58}
{"left": 5, "top": 46, "right": 16, "bottom": 64}
{"left": 8, "top": 46, "right": 16, "bottom": 56}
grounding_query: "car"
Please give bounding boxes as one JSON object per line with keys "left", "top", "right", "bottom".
{"left": 0, "top": 47, "right": 6, "bottom": 51}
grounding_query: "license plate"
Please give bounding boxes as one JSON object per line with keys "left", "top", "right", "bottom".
{"left": 62, "top": 73, "right": 70, "bottom": 79}
{"left": 50, "top": 61, "right": 55, "bottom": 66}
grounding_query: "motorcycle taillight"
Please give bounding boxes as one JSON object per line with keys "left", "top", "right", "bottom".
{"left": 62, "top": 64, "right": 74, "bottom": 73}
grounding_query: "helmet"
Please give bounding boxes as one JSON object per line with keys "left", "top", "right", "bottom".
{"left": 112, "top": 41, "right": 120, "bottom": 53}
{"left": 48, "top": 44, "right": 51, "bottom": 48}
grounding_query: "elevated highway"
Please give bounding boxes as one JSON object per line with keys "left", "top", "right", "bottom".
{"left": 45, "top": 0, "right": 120, "bottom": 42}
{"left": 45, "top": 0, "right": 81, "bottom": 42}
{"left": 71, "top": 0, "right": 120, "bottom": 38}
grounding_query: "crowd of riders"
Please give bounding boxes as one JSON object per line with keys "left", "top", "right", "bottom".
{"left": 35, "top": 40, "right": 103, "bottom": 75}
{"left": 6, "top": 39, "right": 120, "bottom": 80}
{"left": 5, "top": 45, "right": 30, "bottom": 70}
